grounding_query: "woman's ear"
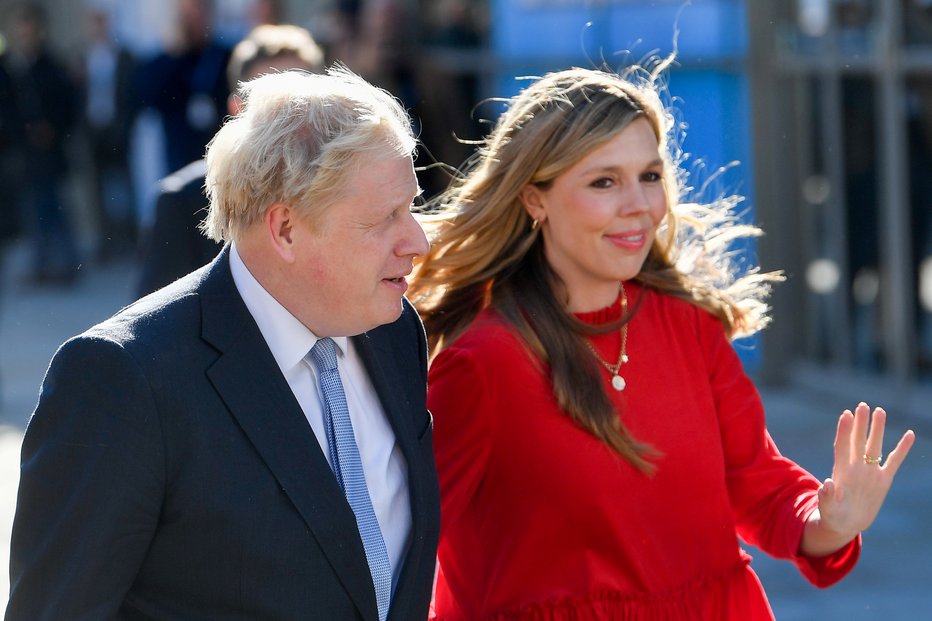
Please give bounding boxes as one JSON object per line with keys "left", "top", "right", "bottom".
{"left": 518, "top": 183, "right": 546, "bottom": 224}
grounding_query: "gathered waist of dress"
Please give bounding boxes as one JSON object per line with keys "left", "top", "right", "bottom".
{"left": 431, "top": 556, "right": 762, "bottom": 621}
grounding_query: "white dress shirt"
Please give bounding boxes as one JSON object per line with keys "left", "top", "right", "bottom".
{"left": 229, "top": 244, "right": 412, "bottom": 587}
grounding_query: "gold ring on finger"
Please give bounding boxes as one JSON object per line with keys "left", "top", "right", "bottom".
{"left": 863, "top": 453, "right": 882, "bottom": 465}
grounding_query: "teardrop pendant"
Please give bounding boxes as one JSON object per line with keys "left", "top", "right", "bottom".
{"left": 611, "top": 374, "right": 626, "bottom": 391}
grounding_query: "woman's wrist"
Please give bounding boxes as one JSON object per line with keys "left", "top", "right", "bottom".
{"left": 801, "top": 509, "right": 859, "bottom": 558}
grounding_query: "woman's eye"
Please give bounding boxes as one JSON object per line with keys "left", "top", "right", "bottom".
{"left": 642, "top": 171, "right": 662, "bottom": 182}
{"left": 590, "top": 177, "right": 614, "bottom": 188}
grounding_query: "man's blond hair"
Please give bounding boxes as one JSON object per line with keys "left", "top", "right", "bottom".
{"left": 202, "top": 66, "right": 416, "bottom": 242}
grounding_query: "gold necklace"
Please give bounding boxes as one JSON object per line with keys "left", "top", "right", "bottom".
{"left": 584, "top": 283, "right": 629, "bottom": 391}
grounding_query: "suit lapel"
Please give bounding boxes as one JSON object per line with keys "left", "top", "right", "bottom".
{"left": 353, "top": 322, "right": 438, "bottom": 618}
{"left": 198, "top": 250, "right": 379, "bottom": 621}
{"left": 353, "top": 331, "right": 421, "bottom": 478}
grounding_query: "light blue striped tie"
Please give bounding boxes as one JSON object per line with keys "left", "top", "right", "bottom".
{"left": 310, "top": 338, "right": 392, "bottom": 621}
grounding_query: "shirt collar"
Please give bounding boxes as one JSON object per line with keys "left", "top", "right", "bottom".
{"left": 229, "top": 243, "right": 349, "bottom": 370}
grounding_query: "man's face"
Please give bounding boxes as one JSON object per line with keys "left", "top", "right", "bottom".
{"left": 287, "top": 153, "right": 428, "bottom": 337}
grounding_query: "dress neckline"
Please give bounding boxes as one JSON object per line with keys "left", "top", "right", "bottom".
{"left": 574, "top": 281, "right": 640, "bottom": 325}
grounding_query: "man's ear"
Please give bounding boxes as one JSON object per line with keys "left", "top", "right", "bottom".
{"left": 265, "top": 202, "right": 296, "bottom": 262}
{"left": 518, "top": 183, "right": 546, "bottom": 224}
{"left": 227, "top": 93, "right": 244, "bottom": 117}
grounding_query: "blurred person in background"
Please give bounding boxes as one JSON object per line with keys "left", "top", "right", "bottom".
{"left": 77, "top": 6, "right": 139, "bottom": 263}
{"left": 326, "top": 0, "right": 488, "bottom": 199}
{"left": 250, "top": 0, "right": 284, "bottom": 26}
{"left": 410, "top": 66, "right": 915, "bottom": 620}
{"left": 4, "top": 2, "right": 79, "bottom": 286}
{"left": 135, "top": 22, "right": 324, "bottom": 298}
{"left": 328, "top": 0, "right": 411, "bottom": 92}
{"left": 410, "top": 0, "right": 486, "bottom": 198}
{"left": 0, "top": 35, "right": 22, "bottom": 250}
{"left": 0, "top": 36, "right": 21, "bottom": 247}
{"left": 0, "top": 34, "right": 23, "bottom": 405}
{"left": 137, "top": 0, "right": 231, "bottom": 174}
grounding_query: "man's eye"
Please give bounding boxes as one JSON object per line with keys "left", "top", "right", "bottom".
{"left": 388, "top": 205, "right": 408, "bottom": 222}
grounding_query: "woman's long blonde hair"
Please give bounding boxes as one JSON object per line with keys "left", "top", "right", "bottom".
{"left": 409, "top": 66, "right": 781, "bottom": 472}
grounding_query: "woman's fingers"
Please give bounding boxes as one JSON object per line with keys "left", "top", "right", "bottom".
{"left": 851, "top": 402, "right": 871, "bottom": 461}
{"left": 863, "top": 406, "right": 887, "bottom": 465}
{"left": 834, "top": 410, "right": 854, "bottom": 474}
{"left": 882, "top": 429, "right": 916, "bottom": 477}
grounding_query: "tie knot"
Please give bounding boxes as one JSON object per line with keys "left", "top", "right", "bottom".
{"left": 309, "top": 337, "right": 338, "bottom": 373}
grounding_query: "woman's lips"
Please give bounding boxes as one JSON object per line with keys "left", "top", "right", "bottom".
{"left": 606, "top": 230, "right": 648, "bottom": 250}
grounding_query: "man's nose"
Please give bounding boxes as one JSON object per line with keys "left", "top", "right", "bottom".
{"left": 400, "top": 211, "right": 430, "bottom": 257}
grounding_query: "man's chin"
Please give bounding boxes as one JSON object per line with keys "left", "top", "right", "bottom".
{"left": 350, "top": 304, "right": 405, "bottom": 335}
{"left": 378, "top": 303, "right": 405, "bottom": 326}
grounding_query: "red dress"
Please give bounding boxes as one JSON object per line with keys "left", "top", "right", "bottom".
{"left": 427, "top": 283, "right": 859, "bottom": 620}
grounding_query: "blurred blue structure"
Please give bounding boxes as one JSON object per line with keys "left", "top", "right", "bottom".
{"left": 489, "top": 0, "right": 760, "bottom": 369}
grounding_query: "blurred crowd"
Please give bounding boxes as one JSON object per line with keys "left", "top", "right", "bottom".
{"left": 0, "top": 0, "right": 488, "bottom": 289}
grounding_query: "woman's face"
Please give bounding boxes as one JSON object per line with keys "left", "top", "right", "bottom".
{"left": 520, "top": 117, "right": 667, "bottom": 312}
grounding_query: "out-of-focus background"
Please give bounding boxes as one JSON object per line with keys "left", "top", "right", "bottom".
{"left": 0, "top": 0, "right": 929, "bottom": 618}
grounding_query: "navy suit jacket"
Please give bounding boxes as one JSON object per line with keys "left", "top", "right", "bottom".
{"left": 6, "top": 248, "right": 440, "bottom": 620}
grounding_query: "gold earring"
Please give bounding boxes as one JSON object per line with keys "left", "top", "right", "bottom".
{"left": 531, "top": 219, "right": 540, "bottom": 231}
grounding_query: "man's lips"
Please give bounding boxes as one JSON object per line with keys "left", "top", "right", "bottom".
{"left": 383, "top": 270, "right": 411, "bottom": 283}
{"left": 382, "top": 271, "right": 411, "bottom": 289}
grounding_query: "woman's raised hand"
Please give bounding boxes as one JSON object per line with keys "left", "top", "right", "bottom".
{"left": 818, "top": 403, "right": 915, "bottom": 535}
{"left": 803, "top": 403, "right": 915, "bottom": 556}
